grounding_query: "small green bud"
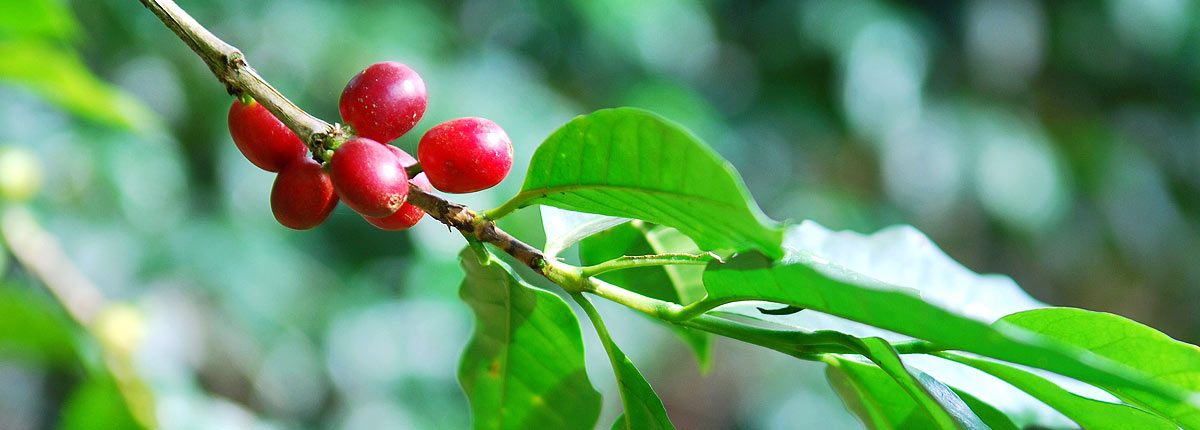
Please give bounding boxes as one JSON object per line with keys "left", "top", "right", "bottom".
{"left": 0, "top": 145, "right": 43, "bottom": 203}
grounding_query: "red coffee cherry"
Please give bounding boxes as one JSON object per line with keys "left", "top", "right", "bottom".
{"left": 417, "top": 117, "right": 513, "bottom": 193}
{"left": 339, "top": 61, "right": 428, "bottom": 143}
{"left": 271, "top": 157, "right": 338, "bottom": 230}
{"left": 228, "top": 98, "right": 308, "bottom": 172}
{"left": 329, "top": 137, "right": 409, "bottom": 217}
{"left": 363, "top": 146, "right": 430, "bottom": 231}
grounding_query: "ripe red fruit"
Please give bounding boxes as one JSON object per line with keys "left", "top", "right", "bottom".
{"left": 228, "top": 98, "right": 308, "bottom": 172}
{"left": 339, "top": 61, "right": 428, "bottom": 143}
{"left": 363, "top": 147, "right": 431, "bottom": 230}
{"left": 329, "top": 137, "right": 409, "bottom": 217}
{"left": 417, "top": 117, "right": 513, "bottom": 193}
{"left": 271, "top": 158, "right": 338, "bottom": 230}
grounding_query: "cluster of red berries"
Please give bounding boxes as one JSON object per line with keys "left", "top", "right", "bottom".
{"left": 228, "top": 61, "right": 514, "bottom": 230}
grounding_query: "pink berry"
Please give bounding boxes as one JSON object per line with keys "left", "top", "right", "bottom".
{"left": 228, "top": 98, "right": 308, "bottom": 172}
{"left": 271, "top": 157, "right": 338, "bottom": 230}
{"left": 339, "top": 62, "right": 428, "bottom": 143}
{"left": 329, "top": 137, "right": 409, "bottom": 217}
{"left": 417, "top": 117, "right": 513, "bottom": 193}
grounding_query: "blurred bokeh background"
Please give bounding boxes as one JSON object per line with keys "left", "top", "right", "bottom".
{"left": 1, "top": 0, "right": 1198, "bottom": 428}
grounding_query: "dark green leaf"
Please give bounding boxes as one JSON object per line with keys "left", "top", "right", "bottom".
{"left": 1001, "top": 308, "right": 1200, "bottom": 428}
{"left": 701, "top": 252, "right": 1189, "bottom": 404}
{"left": 492, "top": 108, "right": 784, "bottom": 258}
{"left": 579, "top": 223, "right": 710, "bottom": 370}
{"left": 457, "top": 249, "right": 602, "bottom": 430}
{"left": 573, "top": 294, "right": 674, "bottom": 430}
{"left": 939, "top": 352, "right": 1177, "bottom": 430}
{"left": 0, "top": 42, "right": 159, "bottom": 131}
{"left": 757, "top": 305, "right": 804, "bottom": 315}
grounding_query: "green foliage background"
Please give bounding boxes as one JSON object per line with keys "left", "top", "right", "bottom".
{"left": 1, "top": 0, "right": 1199, "bottom": 428}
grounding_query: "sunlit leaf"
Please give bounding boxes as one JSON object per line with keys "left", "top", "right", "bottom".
{"left": 701, "top": 252, "right": 1188, "bottom": 404}
{"left": 1001, "top": 308, "right": 1200, "bottom": 428}
{"left": 457, "top": 249, "right": 602, "bottom": 430}
{"left": 492, "top": 108, "right": 784, "bottom": 258}
{"left": 939, "top": 352, "right": 1177, "bottom": 429}
{"left": 715, "top": 221, "right": 1070, "bottom": 425}
{"left": 780, "top": 221, "right": 1045, "bottom": 327}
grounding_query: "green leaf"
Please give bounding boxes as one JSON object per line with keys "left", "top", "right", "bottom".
{"left": 59, "top": 376, "right": 147, "bottom": 430}
{"left": 951, "top": 388, "right": 1019, "bottom": 430}
{"left": 938, "top": 352, "right": 1176, "bottom": 430}
{"left": 573, "top": 294, "right": 674, "bottom": 430}
{"left": 1000, "top": 308, "right": 1200, "bottom": 428}
{"left": 852, "top": 337, "right": 988, "bottom": 429}
{"left": 491, "top": 107, "right": 784, "bottom": 258}
{"left": 0, "top": 0, "right": 77, "bottom": 41}
{"left": 725, "top": 221, "right": 1063, "bottom": 425}
{"left": 827, "top": 347, "right": 985, "bottom": 430}
{"left": 457, "top": 248, "right": 602, "bottom": 430}
{"left": 0, "top": 285, "right": 148, "bottom": 429}
{"left": 701, "top": 252, "right": 1190, "bottom": 404}
{"left": 0, "top": 284, "right": 77, "bottom": 363}
{"left": 579, "top": 222, "right": 711, "bottom": 370}
{"left": 0, "top": 41, "right": 159, "bottom": 131}
{"left": 780, "top": 221, "right": 1045, "bottom": 323}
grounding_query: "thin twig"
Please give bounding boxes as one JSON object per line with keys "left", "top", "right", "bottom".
{"left": 137, "top": 0, "right": 339, "bottom": 153}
